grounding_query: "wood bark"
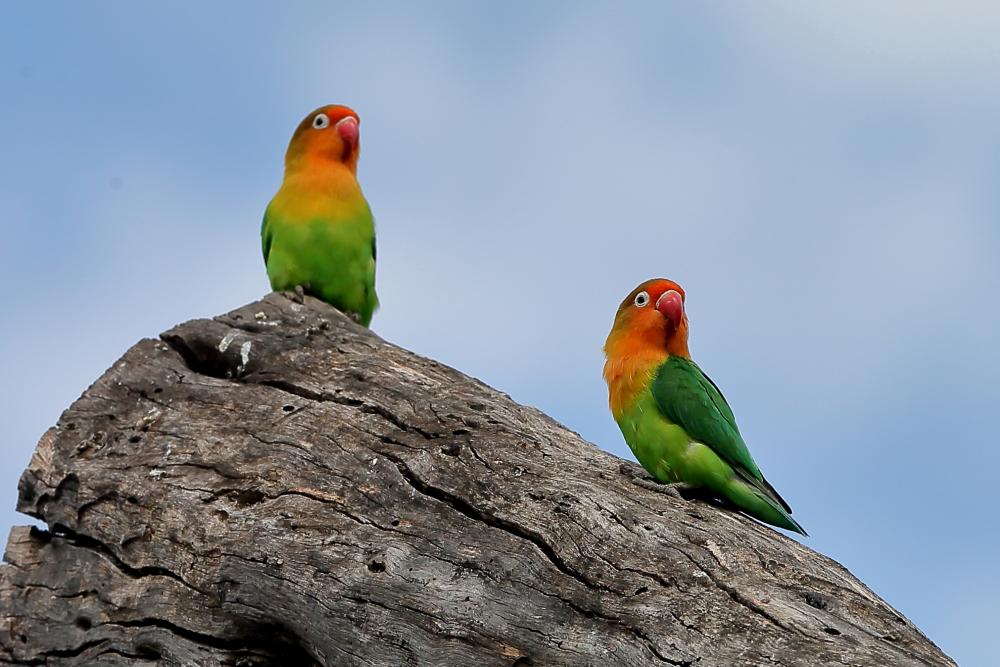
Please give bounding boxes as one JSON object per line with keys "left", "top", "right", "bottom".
{"left": 1, "top": 293, "right": 954, "bottom": 666}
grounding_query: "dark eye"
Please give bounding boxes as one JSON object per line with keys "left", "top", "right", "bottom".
{"left": 313, "top": 113, "right": 330, "bottom": 129}
{"left": 634, "top": 291, "right": 650, "bottom": 308}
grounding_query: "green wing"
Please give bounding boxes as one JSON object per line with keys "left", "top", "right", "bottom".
{"left": 651, "top": 356, "right": 762, "bottom": 480}
{"left": 261, "top": 209, "right": 274, "bottom": 265}
{"left": 651, "top": 356, "right": 794, "bottom": 513}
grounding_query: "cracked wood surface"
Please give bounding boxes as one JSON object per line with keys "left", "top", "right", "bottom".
{"left": 1, "top": 293, "right": 954, "bottom": 666}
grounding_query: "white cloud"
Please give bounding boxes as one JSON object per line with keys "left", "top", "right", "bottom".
{"left": 727, "top": 2, "right": 1000, "bottom": 87}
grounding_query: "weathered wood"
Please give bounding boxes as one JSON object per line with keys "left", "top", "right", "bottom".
{"left": 1, "top": 293, "right": 954, "bottom": 666}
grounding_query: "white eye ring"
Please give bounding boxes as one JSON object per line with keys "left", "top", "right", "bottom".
{"left": 312, "top": 113, "right": 330, "bottom": 129}
{"left": 634, "top": 291, "right": 650, "bottom": 308}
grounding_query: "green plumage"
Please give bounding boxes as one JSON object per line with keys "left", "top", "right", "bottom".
{"left": 261, "top": 200, "right": 377, "bottom": 327}
{"left": 619, "top": 357, "right": 806, "bottom": 535}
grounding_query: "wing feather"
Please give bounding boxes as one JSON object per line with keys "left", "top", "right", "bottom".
{"left": 652, "top": 357, "right": 760, "bottom": 476}
{"left": 652, "top": 357, "right": 794, "bottom": 518}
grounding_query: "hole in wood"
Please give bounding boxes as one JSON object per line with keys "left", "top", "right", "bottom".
{"left": 234, "top": 490, "right": 266, "bottom": 506}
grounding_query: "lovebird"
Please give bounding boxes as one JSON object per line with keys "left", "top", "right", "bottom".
{"left": 603, "top": 278, "right": 806, "bottom": 535}
{"left": 262, "top": 104, "right": 378, "bottom": 326}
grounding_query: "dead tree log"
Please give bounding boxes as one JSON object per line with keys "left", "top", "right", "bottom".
{"left": 1, "top": 293, "right": 953, "bottom": 666}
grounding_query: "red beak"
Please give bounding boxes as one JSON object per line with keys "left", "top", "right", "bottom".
{"left": 335, "top": 116, "right": 359, "bottom": 149}
{"left": 655, "top": 290, "right": 684, "bottom": 330}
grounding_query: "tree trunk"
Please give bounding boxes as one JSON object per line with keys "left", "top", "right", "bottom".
{"left": 1, "top": 293, "right": 954, "bottom": 666}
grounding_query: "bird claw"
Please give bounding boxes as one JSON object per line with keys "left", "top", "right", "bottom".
{"left": 631, "top": 477, "right": 696, "bottom": 500}
{"left": 619, "top": 462, "right": 698, "bottom": 499}
{"left": 290, "top": 285, "right": 307, "bottom": 304}
{"left": 347, "top": 312, "right": 362, "bottom": 324}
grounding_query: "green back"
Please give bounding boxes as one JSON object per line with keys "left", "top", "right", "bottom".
{"left": 651, "top": 356, "right": 762, "bottom": 481}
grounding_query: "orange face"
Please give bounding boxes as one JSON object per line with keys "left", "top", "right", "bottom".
{"left": 608, "top": 278, "right": 689, "bottom": 356}
{"left": 603, "top": 278, "right": 690, "bottom": 415}
{"left": 285, "top": 104, "right": 361, "bottom": 169}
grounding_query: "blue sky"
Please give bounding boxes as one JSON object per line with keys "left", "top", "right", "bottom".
{"left": 2, "top": 3, "right": 998, "bottom": 664}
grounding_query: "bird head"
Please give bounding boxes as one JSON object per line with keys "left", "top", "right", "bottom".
{"left": 605, "top": 278, "right": 690, "bottom": 359}
{"left": 285, "top": 104, "right": 361, "bottom": 172}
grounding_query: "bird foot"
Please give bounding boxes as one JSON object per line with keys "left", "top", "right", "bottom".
{"left": 347, "top": 312, "right": 362, "bottom": 324}
{"left": 618, "top": 464, "right": 696, "bottom": 499}
{"left": 290, "top": 285, "right": 307, "bottom": 304}
{"left": 633, "top": 478, "right": 698, "bottom": 500}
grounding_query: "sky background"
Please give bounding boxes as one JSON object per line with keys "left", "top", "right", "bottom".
{"left": 2, "top": 2, "right": 997, "bottom": 664}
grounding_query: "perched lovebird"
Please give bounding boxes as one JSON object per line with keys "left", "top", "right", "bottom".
{"left": 603, "top": 279, "right": 806, "bottom": 535}
{"left": 262, "top": 104, "right": 378, "bottom": 326}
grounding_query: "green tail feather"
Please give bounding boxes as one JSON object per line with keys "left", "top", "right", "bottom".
{"left": 726, "top": 475, "right": 808, "bottom": 536}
